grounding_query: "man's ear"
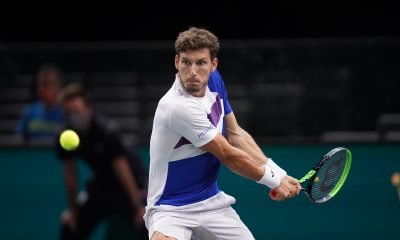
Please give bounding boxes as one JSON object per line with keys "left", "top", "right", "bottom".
{"left": 211, "top": 58, "right": 218, "bottom": 71}
{"left": 175, "top": 55, "right": 180, "bottom": 70}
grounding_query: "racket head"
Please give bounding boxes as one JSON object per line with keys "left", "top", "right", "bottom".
{"left": 305, "top": 147, "right": 352, "bottom": 203}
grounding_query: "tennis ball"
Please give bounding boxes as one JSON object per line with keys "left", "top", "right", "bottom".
{"left": 60, "top": 129, "right": 80, "bottom": 151}
{"left": 314, "top": 176, "right": 319, "bottom": 183}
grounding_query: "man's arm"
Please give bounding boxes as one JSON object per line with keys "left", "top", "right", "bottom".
{"left": 224, "top": 113, "right": 269, "bottom": 165}
{"left": 224, "top": 112, "right": 288, "bottom": 177}
{"left": 201, "top": 133, "right": 264, "bottom": 180}
{"left": 203, "top": 112, "right": 301, "bottom": 200}
{"left": 64, "top": 160, "right": 78, "bottom": 213}
{"left": 170, "top": 99, "right": 299, "bottom": 200}
{"left": 62, "top": 159, "right": 78, "bottom": 231}
{"left": 112, "top": 156, "right": 145, "bottom": 225}
{"left": 201, "top": 133, "right": 298, "bottom": 200}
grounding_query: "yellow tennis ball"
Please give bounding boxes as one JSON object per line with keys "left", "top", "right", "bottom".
{"left": 60, "top": 129, "right": 80, "bottom": 151}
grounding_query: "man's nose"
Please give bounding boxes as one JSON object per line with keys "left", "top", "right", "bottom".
{"left": 189, "top": 65, "right": 197, "bottom": 76}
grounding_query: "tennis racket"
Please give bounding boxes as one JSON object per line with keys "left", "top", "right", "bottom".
{"left": 270, "top": 147, "right": 352, "bottom": 203}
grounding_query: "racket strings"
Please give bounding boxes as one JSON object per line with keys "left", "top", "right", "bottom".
{"left": 310, "top": 151, "right": 347, "bottom": 201}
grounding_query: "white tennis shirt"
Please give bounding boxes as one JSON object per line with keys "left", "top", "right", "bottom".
{"left": 146, "top": 69, "right": 232, "bottom": 211}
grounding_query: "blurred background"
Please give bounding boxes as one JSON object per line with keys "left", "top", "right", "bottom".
{"left": 1, "top": 3, "right": 399, "bottom": 240}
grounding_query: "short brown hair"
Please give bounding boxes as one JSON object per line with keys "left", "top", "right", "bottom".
{"left": 59, "top": 83, "right": 90, "bottom": 105}
{"left": 175, "top": 27, "right": 220, "bottom": 59}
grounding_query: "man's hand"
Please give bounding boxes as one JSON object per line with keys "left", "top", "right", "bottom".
{"left": 61, "top": 209, "right": 77, "bottom": 232}
{"left": 272, "top": 175, "right": 301, "bottom": 201}
{"left": 133, "top": 206, "right": 146, "bottom": 227}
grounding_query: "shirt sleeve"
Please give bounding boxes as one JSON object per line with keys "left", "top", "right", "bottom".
{"left": 169, "top": 99, "right": 218, "bottom": 148}
{"left": 209, "top": 69, "right": 232, "bottom": 115}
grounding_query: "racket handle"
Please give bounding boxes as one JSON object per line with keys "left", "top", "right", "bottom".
{"left": 269, "top": 189, "right": 279, "bottom": 199}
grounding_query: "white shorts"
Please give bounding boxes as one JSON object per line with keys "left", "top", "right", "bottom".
{"left": 145, "top": 192, "right": 255, "bottom": 240}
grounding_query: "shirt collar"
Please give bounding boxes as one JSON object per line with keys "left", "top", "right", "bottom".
{"left": 173, "top": 73, "right": 190, "bottom": 96}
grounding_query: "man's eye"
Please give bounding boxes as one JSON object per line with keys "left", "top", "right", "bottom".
{"left": 182, "top": 60, "right": 191, "bottom": 65}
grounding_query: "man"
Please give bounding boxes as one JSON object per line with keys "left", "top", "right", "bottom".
{"left": 16, "top": 63, "right": 64, "bottom": 144}
{"left": 56, "top": 83, "right": 148, "bottom": 240}
{"left": 145, "top": 27, "right": 301, "bottom": 240}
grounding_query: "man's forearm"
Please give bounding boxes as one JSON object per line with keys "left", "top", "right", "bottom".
{"left": 226, "top": 126, "right": 268, "bottom": 165}
{"left": 224, "top": 145, "right": 265, "bottom": 181}
{"left": 201, "top": 134, "right": 264, "bottom": 181}
{"left": 113, "top": 156, "right": 143, "bottom": 209}
{"left": 66, "top": 180, "right": 78, "bottom": 211}
{"left": 201, "top": 134, "right": 281, "bottom": 189}
{"left": 63, "top": 161, "right": 78, "bottom": 211}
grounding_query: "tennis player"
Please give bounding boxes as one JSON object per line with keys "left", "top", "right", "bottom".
{"left": 145, "top": 27, "right": 301, "bottom": 240}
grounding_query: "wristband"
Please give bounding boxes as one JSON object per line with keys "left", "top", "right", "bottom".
{"left": 257, "top": 165, "right": 282, "bottom": 189}
{"left": 266, "top": 158, "right": 287, "bottom": 177}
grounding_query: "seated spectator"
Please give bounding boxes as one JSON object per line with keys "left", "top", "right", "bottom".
{"left": 16, "top": 63, "right": 64, "bottom": 144}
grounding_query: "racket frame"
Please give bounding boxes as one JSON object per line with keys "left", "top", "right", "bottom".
{"left": 302, "top": 147, "right": 352, "bottom": 203}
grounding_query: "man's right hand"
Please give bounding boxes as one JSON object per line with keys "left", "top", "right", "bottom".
{"left": 61, "top": 209, "right": 77, "bottom": 232}
{"left": 272, "top": 175, "right": 301, "bottom": 201}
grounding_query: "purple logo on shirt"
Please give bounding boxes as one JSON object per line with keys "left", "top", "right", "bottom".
{"left": 197, "top": 124, "right": 215, "bottom": 138}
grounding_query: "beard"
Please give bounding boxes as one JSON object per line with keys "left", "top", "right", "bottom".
{"left": 185, "top": 85, "right": 200, "bottom": 93}
{"left": 183, "top": 79, "right": 206, "bottom": 94}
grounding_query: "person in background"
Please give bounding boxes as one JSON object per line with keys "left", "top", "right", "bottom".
{"left": 56, "top": 83, "right": 148, "bottom": 240}
{"left": 16, "top": 63, "right": 64, "bottom": 144}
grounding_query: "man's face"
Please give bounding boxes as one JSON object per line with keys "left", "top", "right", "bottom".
{"left": 63, "top": 97, "right": 91, "bottom": 132}
{"left": 175, "top": 48, "right": 218, "bottom": 97}
{"left": 37, "top": 71, "right": 60, "bottom": 106}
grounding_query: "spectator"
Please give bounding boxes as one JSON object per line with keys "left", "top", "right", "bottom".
{"left": 16, "top": 63, "right": 64, "bottom": 144}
